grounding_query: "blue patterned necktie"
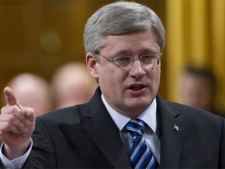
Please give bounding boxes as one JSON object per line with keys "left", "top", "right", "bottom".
{"left": 125, "top": 119, "right": 158, "bottom": 169}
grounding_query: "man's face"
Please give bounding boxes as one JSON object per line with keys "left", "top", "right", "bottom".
{"left": 180, "top": 74, "right": 213, "bottom": 111}
{"left": 88, "top": 29, "right": 161, "bottom": 118}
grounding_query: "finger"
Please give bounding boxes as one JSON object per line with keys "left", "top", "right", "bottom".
{"left": 0, "top": 122, "right": 24, "bottom": 135}
{"left": 23, "top": 107, "right": 36, "bottom": 123}
{"left": 9, "top": 107, "right": 34, "bottom": 128}
{"left": 0, "top": 114, "right": 28, "bottom": 133}
{"left": 4, "top": 87, "right": 22, "bottom": 109}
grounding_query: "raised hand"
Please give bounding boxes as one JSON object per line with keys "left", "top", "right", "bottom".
{"left": 0, "top": 87, "right": 36, "bottom": 160}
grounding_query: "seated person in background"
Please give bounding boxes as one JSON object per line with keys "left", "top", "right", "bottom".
{"left": 179, "top": 66, "right": 225, "bottom": 117}
{"left": 51, "top": 62, "right": 97, "bottom": 109}
{"left": 4, "top": 73, "right": 53, "bottom": 116}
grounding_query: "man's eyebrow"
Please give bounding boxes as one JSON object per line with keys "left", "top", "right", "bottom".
{"left": 110, "top": 50, "right": 132, "bottom": 57}
{"left": 113, "top": 49, "right": 158, "bottom": 56}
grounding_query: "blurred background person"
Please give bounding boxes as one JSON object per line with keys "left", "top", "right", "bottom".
{"left": 179, "top": 65, "right": 225, "bottom": 117}
{"left": 51, "top": 62, "right": 97, "bottom": 109}
{"left": 3, "top": 73, "right": 54, "bottom": 116}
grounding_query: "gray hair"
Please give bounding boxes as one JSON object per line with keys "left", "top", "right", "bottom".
{"left": 84, "top": 1, "right": 165, "bottom": 58}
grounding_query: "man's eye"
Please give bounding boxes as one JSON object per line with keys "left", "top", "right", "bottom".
{"left": 115, "top": 56, "right": 131, "bottom": 62}
{"left": 141, "top": 55, "right": 153, "bottom": 60}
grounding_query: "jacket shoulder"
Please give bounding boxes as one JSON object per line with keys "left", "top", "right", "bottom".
{"left": 156, "top": 95, "right": 223, "bottom": 124}
{"left": 37, "top": 104, "right": 87, "bottom": 124}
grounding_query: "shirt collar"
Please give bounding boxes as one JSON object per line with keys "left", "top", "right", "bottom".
{"left": 101, "top": 95, "right": 157, "bottom": 134}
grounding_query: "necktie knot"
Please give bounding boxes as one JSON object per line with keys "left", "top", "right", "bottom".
{"left": 125, "top": 119, "right": 146, "bottom": 137}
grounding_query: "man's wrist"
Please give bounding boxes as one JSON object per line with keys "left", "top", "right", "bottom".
{"left": 0, "top": 139, "right": 33, "bottom": 169}
{"left": 3, "top": 140, "right": 31, "bottom": 160}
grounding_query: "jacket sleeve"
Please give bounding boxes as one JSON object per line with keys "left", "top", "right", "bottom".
{"left": 23, "top": 118, "right": 56, "bottom": 168}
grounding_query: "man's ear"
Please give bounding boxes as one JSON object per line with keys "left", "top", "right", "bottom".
{"left": 86, "top": 52, "right": 99, "bottom": 79}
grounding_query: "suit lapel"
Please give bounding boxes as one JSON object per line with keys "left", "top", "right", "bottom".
{"left": 156, "top": 96, "right": 185, "bottom": 168}
{"left": 81, "top": 88, "right": 131, "bottom": 168}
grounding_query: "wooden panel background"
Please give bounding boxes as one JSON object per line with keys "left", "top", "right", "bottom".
{"left": 1, "top": 0, "right": 224, "bottom": 115}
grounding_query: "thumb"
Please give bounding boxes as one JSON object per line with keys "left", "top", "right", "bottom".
{"left": 4, "top": 87, "right": 22, "bottom": 109}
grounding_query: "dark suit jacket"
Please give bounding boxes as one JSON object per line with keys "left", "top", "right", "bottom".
{"left": 24, "top": 87, "right": 225, "bottom": 168}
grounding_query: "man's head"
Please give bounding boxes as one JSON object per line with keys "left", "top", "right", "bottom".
{"left": 84, "top": 1, "right": 165, "bottom": 56}
{"left": 5, "top": 73, "right": 53, "bottom": 116}
{"left": 84, "top": 1, "right": 165, "bottom": 118}
{"left": 180, "top": 66, "right": 217, "bottom": 112}
{"left": 51, "top": 62, "right": 97, "bottom": 109}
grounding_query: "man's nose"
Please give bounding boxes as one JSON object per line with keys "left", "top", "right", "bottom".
{"left": 130, "top": 57, "right": 143, "bottom": 69}
{"left": 129, "top": 59, "right": 146, "bottom": 77}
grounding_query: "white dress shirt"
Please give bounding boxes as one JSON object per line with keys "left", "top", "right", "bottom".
{"left": 101, "top": 95, "right": 160, "bottom": 163}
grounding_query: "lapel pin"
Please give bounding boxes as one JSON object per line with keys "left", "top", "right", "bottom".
{"left": 173, "top": 124, "right": 179, "bottom": 132}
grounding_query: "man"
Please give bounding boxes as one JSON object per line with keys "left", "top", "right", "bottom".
{"left": 0, "top": 1, "right": 224, "bottom": 168}
{"left": 51, "top": 62, "right": 97, "bottom": 109}
{"left": 179, "top": 66, "right": 225, "bottom": 117}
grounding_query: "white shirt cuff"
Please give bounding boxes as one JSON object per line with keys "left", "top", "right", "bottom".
{"left": 0, "top": 139, "right": 33, "bottom": 169}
